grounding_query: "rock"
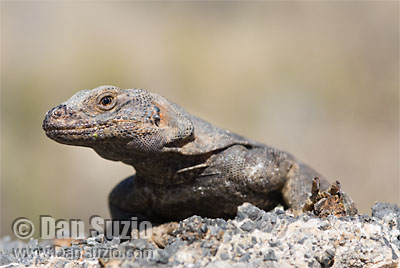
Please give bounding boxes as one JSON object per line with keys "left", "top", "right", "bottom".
{"left": 1, "top": 202, "right": 399, "bottom": 267}
{"left": 263, "top": 250, "right": 277, "bottom": 261}
{"left": 239, "top": 221, "right": 254, "bottom": 232}
{"left": 372, "top": 202, "right": 400, "bottom": 220}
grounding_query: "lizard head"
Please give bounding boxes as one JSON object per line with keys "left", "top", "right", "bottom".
{"left": 43, "top": 85, "right": 194, "bottom": 160}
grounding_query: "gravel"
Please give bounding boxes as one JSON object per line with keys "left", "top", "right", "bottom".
{"left": 1, "top": 202, "right": 399, "bottom": 267}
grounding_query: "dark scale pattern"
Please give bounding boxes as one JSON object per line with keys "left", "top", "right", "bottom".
{"left": 43, "top": 85, "right": 331, "bottom": 224}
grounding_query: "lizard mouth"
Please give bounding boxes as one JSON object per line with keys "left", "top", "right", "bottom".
{"left": 44, "top": 124, "right": 102, "bottom": 144}
{"left": 43, "top": 120, "right": 142, "bottom": 142}
{"left": 45, "top": 126, "right": 99, "bottom": 135}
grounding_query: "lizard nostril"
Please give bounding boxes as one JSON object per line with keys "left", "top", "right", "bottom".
{"left": 51, "top": 105, "right": 66, "bottom": 118}
{"left": 53, "top": 110, "right": 61, "bottom": 117}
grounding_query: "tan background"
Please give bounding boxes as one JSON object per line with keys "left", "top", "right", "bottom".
{"left": 1, "top": 2, "right": 399, "bottom": 238}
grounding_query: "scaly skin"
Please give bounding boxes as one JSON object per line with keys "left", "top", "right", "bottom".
{"left": 43, "top": 85, "right": 330, "bottom": 223}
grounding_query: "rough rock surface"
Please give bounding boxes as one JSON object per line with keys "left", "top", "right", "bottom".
{"left": 1, "top": 202, "right": 399, "bottom": 267}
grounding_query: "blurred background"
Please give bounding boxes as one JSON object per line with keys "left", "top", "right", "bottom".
{"left": 1, "top": 2, "right": 398, "bottom": 238}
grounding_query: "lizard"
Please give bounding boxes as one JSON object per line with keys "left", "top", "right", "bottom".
{"left": 42, "top": 85, "right": 331, "bottom": 224}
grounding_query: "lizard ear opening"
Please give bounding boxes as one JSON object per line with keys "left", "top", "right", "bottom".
{"left": 150, "top": 96, "right": 194, "bottom": 146}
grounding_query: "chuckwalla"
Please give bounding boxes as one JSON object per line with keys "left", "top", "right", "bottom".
{"left": 43, "top": 85, "right": 330, "bottom": 223}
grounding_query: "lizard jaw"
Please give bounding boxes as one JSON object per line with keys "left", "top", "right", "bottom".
{"left": 43, "top": 109, "right": 144, "bottom": 146}
{"left": 42, "top": 104, "right": 98, "bottom": 144}
{"left": 43, "top": 125, "right": 101, "bottom": 145}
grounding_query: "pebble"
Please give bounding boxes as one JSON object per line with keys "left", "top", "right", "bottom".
{"left": 263, "top": 250, "right": 277, "bottom": 261}
{"left": 240, "top": 221, "right": 254, "bottom": 232}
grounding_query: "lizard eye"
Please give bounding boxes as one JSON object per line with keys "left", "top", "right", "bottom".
{"left": 98, "top": 95, "right": 116, "bottom": 110}
{"left": 100, "top": 96, "right": 113, "bottom": 106}
{"left": 153, "top": 113, "right": 161, "bottom": 127}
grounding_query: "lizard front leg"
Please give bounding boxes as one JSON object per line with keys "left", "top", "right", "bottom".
{"left": 108, "top": 175, "right": 162, "bottom": 224}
